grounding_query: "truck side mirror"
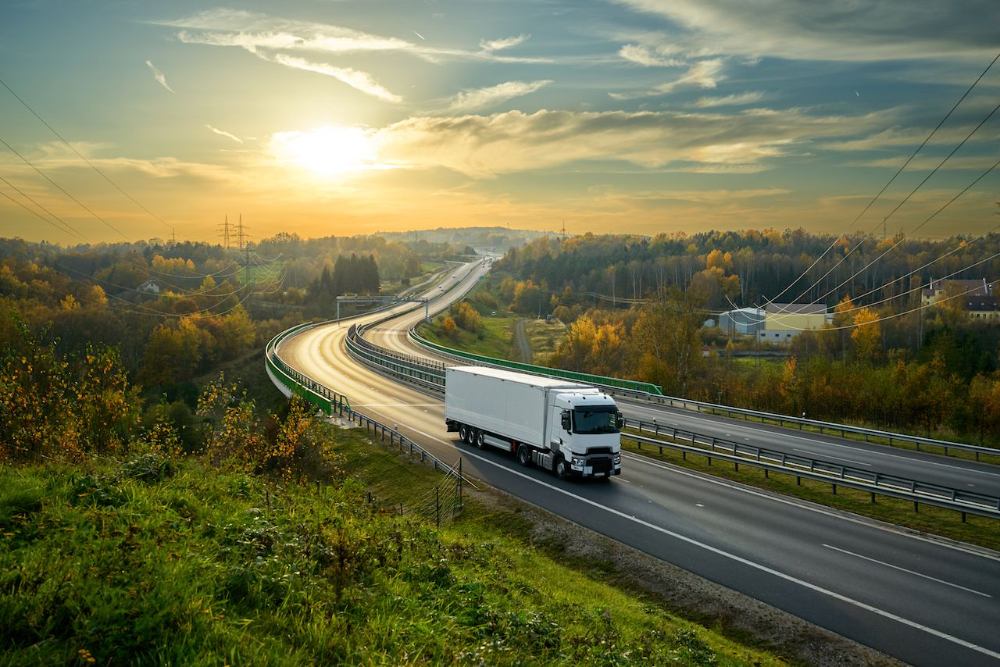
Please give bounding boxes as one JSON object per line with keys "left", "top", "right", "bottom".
{"left": 616, "top": 412, "right": 625, "bottom": 429}
{"left": 561, "top": 411, "right": 571, "bottom": 431}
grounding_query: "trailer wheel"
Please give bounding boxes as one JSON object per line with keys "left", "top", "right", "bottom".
{"left": 476, "top": 430, "right": 486, "bottom": 449}
{"left": 555, "top": 458, "right": 568, "bottom": 479}
{"left": 517, "top": 444, "right": 532, "bottom": 467}
{"left": 459, "top": 424, "right": 471, "bottom": 444}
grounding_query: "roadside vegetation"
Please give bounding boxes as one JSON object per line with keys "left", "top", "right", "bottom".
{"left": 0, "top": 322, "right": 782, "bottom": 665}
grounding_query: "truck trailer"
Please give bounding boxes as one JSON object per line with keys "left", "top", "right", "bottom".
{"left": 445, "top": 366, "right": 622, "bottom": 479}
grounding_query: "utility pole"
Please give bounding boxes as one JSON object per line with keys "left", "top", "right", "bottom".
{"left": 235, "top": 214, "right": 250, "bottom": 285}
{"left": 236, "top": 214, "right": 247, "bottom": 251}
{"left": 170, "top": 228, "right": 177, "bottom": 245}
{"left": 218, "top": 215, "right": 230, "bottom": 250}
{"left": 561, "top": 219, "right": 566, "bottom": 235}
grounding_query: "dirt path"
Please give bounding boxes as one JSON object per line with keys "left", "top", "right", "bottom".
{"left": 513, "top": 318, "right": 533, "bottom": 363}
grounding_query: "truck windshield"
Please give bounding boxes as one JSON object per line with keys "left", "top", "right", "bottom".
{"left": 573, "top": 408, "right": 619, "bottom": 434}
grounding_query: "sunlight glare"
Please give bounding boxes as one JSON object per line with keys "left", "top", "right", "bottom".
{"left": 271, "top": 125, "right": 377, "bottom": 176}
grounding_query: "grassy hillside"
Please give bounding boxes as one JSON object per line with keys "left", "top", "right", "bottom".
{"left": 0, "top": 428, "right": 784, "bottom": 666}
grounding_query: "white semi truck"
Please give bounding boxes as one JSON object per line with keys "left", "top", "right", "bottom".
{"left": 445, "top": 366, "right": 623, "bottom": 479}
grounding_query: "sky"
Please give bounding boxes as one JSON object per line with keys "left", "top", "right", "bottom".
{"left": 1, "top": 0, "right": 999, "bottom": 244}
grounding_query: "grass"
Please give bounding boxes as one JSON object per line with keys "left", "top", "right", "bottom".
{"left": 0, "top": 428, "right": 782, "bottom": 666}
{"left": 418, "top": 313, "right": 514, "bottom": 361}
{"left": 524, "top": 318, "right": 567, "bottom": 366}
{"left": 619, "top": 433, "right": 1000, "bottom": 552}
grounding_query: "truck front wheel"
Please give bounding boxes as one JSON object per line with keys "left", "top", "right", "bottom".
{"left": 555, "top": 458, "right": 568, "bottom": 479}
{"left": 517, "top": 444, "right": 532, "bottom": 467}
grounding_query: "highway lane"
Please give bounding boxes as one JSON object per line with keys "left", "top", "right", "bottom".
{"left": 367, "top": 311, "right": 1000, "bottom": 497}
{"left": 277, "top": 263, "right": 1000, "bottom": 667}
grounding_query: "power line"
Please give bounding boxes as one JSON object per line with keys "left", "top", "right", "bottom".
{"left": 0, "top": 134, "right": 130, "bottom": 240}
{"left": 0, "top": 73, "right": 176, "bottom": 236}
{"left": 762, "top": 48, "right": 1000, "bottom": 309}
{"left": 771, "top": 96, "right": 1000, "bottom": 314}
{"left": 0, "top": 175, "right": 89, "bottom": 243}
{"left": 848, "top": 50, "right": 1000, "bottom": 230}
{"left": 804, "top": 157, "right": 1000, "bottom": 309}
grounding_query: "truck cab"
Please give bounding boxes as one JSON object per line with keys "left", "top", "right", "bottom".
{"left": 547, "top": 391, "right": 623, "bottom": 478}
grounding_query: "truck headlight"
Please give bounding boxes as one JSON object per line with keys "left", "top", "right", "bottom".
{"left": 613, "top": 454, "right": 621, "bottom": 464}
{"left": 572, "top": 457, "right": 585, "bottom": 466}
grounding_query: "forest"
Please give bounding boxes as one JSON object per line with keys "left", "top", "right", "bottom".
{"left": 489, "top": 229, "right": 1000, "bottom": 445}
{"left": 0, "top": 232, "right": 478, "bottom": 459}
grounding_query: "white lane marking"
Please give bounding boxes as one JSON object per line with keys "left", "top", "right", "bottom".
{"left": 793, "top": 449, "right": 871, "bottom": 467}
{"left": 627, "top": 404, "right": 1000, "bottom": 478}
{"left": 458, "top": 450, "right": 1000, "bottom": 660}
{"left": 823, "top": 544, "right": 992, "bottom": 598}
{"left": 696, "top": 503, "right": 705, "bottom": 508}
{"left": 621, "top": 452, "right": 1000, "bottom": 563}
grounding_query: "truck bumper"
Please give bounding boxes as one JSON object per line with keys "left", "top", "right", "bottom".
{"left": 570, "top": 460, "right": 621, "bottom": 478}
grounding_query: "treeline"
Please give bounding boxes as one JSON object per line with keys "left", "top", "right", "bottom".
{"left": 485, "top": 231, "right": 1000, "bottom": 445}
{"left": 307, "top": 253, "right": 381, "bottom": 308}
{"left": 498, "top": 229, "right": 1000, "bottom": 311}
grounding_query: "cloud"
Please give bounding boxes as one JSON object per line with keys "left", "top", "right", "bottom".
{"left": 206, "top": 124, "right": 243, "bottom": 144}
{"left": 852, "top": 156, "right": 999, "bottom": 171}
{"left": 371, "top": 107, "right": 895, "bottom": 177}
{"left": 446, "top": 80, "right": 552, "bottom": 112}
{"left": 618, "top": 44, "right": 683, "bottom": 67}
{"left": 610, "top": 59, "right": 723, "bottom": 100}
{"left": 694, "top": 91, "right": 765, "bottom": 107}
{"left": 614, "top": 0, "right": 1000, "bottom": 61}
{"left": 821, "top": 125, "right": 999, "bottom": 151}
{"left": 479, "top": 34, "right": 530, "bottom": 52}
{"left": 257, "top": 52, "right": 402, "bottom": 102}
{"left": 145, "top": 60, "right": 175, "bottom": 93}
{"left": 160, "top": 9, "right": 546, "bottom": 66}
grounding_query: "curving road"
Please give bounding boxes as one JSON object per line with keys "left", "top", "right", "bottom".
{"left": 277, "top": 261, "right": 1000, "bottom": 667}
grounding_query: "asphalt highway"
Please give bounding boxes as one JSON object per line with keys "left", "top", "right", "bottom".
{"left": 277, "top": 262, "right": 1000, "bottom": 666}
{"left": 367, "top": 295, "right": 1000, "bottom": 499}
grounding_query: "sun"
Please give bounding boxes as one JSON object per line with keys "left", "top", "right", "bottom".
{"left": 271, "top": 125, "right": 377, "bottom": 176}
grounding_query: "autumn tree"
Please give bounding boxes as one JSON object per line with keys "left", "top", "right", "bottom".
{"left": 630, "top": 287, "right": 705, "bottom": 395}
{"left": 968, "top": 373, "right": 1000, "bottom": 445}
{"left": 450, "top": 301, "right": 481, "bottom": 332}
{"left": 851, "top": 307, "right": 882, "bottom": 364}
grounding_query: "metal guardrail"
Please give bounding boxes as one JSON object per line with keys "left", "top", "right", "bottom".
{"left": 265, "top": 319, "right": 463, "bottom": 487}
{"left": 622, "top": 417, "right": 1000, "bottom": 520}
{"left": 622, "top": 393, "right": 999, "bottom": 461}
{"left": 346, "top": 324, "right": 445, "bottom": 392}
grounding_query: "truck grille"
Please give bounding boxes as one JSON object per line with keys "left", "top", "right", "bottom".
{"left": 589, "top": 457, "right": 613, "bottom": 474}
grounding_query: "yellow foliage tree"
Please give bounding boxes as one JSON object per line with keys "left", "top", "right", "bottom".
{"left": 851, "top": 307, "right": 882, "bottom": 364}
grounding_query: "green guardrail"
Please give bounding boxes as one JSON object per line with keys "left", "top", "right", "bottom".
{"left": 409, "top": 330, "right": 664, "bottom": 395}
{"left": 265, "top": 323, "right": 351, "bottom": 416}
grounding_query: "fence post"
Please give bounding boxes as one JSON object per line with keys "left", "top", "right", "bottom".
{"left": 436, "top": 487, "right": 440, "bottom": 529}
